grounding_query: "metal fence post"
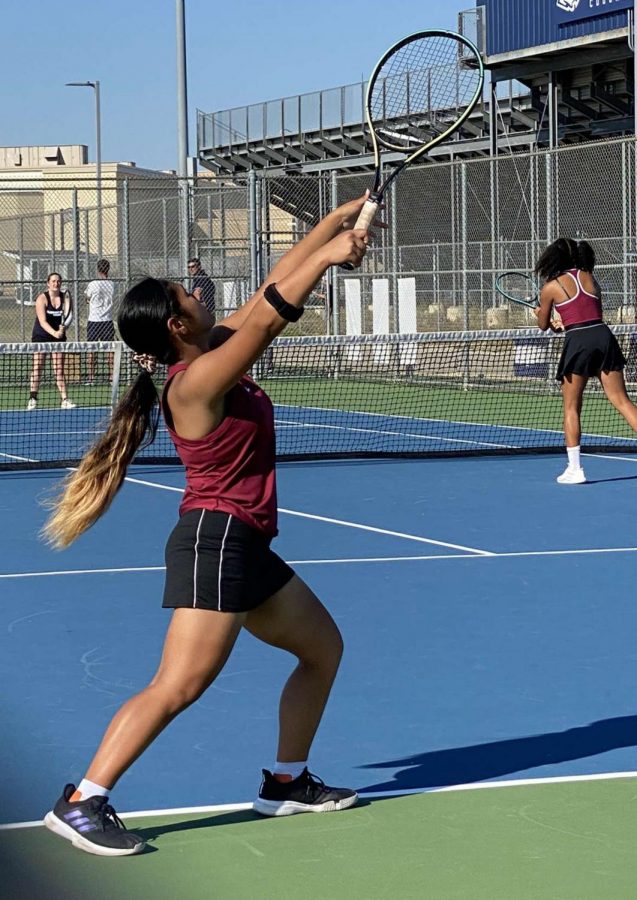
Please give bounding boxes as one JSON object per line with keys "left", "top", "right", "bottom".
{"left": 545, "top": 151, "right": 553, "bottom": 243}
{"left": 461, "top": 162, "right": 468, "bottom": 331}
{"left": 72, "top": 189, "right": 80, "bottom": 341}
{"left": 50, "top": 214, "right": 56, "bottom": 273}
{"left": 319, "top": 173, "right": 333, "bottom": 335}
{"left": 622, "top": 142, "right": 629, "bottom": 315}
{"left": 248, "top": 170, "right": 259, "bottom": 296}
{"left": 162, "top": 198, "right": 168, "bottom": 276}
{"left": 122, "top": 180, "right": 131, "bottom": 289}
{"left": 490, "top": 155, "right": 499, "bottom": 309}
{"left": 391, "top": 178, "right": 399, "bottom": 332}
{"left": 18, "top": 217, "right": 25, "bottom": 340}
{"left": 330, "top": 170, "right": 339, "bottom": 334}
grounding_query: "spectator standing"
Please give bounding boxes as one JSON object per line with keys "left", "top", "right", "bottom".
{"left": 85, "top": 259, "right": 115, "bottom": 382}
{"left": 188, "top": 257, "right": 216, "bottom": 320}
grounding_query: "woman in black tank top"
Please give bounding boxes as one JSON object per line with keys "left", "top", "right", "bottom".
{"left": 27, "top": 272, "right": 75, "bottom": 410}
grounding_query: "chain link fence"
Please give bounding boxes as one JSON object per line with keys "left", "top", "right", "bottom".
{"left": 0, "top": 136, "right": 635, "bottom": 341}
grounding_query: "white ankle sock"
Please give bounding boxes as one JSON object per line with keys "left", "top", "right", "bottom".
{"left": 273, "top": 761, "right": 307, "bottom": 780}
{"left": 73, "top": 778, "right": 110, "bottom": 800}
{"left": 566, "top": 446, "right": 581, "bottom": 469}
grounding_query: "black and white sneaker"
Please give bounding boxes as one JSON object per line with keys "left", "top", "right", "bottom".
{"left": 253, "top": 768, "right": 358, "bottom": 817}
{"left": 44, "top": 784, "right": 145, "bottom": 857}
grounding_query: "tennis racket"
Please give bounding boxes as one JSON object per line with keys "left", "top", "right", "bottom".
{"left": 62, "top": 289, "right": 73, "bottom": 328}
{"left": 494, "top": 272, "right": 540, "bottom": 308}
{"left": 342, "top": 29, "right": 484, "bottom": 268}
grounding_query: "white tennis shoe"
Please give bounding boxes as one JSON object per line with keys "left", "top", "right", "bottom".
{"left": 557, "top": 466, "right": 586, "bottom": 485}
{"left": 60, "top": 398, "right": 76, "bottom": 409}
{"left": 26, "top": 398, "right": 37, "bottom": 411}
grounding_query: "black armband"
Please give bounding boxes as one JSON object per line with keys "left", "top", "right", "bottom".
{"left": 264, "top": 283, "right": 304, "bottom": 322}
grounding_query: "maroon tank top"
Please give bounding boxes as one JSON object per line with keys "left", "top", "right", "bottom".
{"left": 553, "top": 269, "right": 602, "bottom": 328}
{"left": 161, "top": 362, "right": 278, "bottom": 537}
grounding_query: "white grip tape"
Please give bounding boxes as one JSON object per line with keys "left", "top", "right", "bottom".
{"left": 354, "top": 199, "right": 379, "bottom": 231}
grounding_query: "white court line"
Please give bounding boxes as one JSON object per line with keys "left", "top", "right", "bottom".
{"left": 275, "top": 402, "right": 637, "bottom": 446}
{"left": 0, "top": 452, "right": 38, "bottom": 462}
{"left": 4, "top": 545, "right": 637, "bottom": 579}
{"left": 121, "top": 474, "right": 494, "bottom": 556}
{"left": 278, "top": 508, "right": 493, "bottom": 555}
{"left": 274, "top": 417, "right": 515, "bottom": 450}
{"left": 0, "top": 566, "right": 166, "bottom": 579}
{"left": 584, "top": 452, "right": 637, "bottom": 463}
{"left": 2, "top": 769, "right": 636, "bottom": 830}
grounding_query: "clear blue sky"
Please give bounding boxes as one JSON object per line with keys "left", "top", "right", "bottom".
{"left": 1, "top": 0, "right": 472, "bottom": 171}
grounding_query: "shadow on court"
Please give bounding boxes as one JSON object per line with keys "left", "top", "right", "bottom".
{"left": 358, "top": 715, "right": 637, "bottom": 792}
{"left": 136, "top": 808, "right": 257, "bottom": 841}
{"left": 582, "top": 475, "right": 637, "bottom": 485}
{"left": 134, "top": 798, "right": 374, "bottom": 843}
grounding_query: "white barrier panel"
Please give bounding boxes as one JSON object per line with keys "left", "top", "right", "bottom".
{"left": 398, "top": 278, "right": 417, "bottom": 367}
{"left": 223, "top": 281, "right": 239, "bottom": 311}
{"left": 345, "top": 280, "right": 362, "bottom": 335}
{"left": 398, "top": 278, "right": 417, "bottom": 332}
{"left": 372, "top": 279, "right": 390, "bottom": 335}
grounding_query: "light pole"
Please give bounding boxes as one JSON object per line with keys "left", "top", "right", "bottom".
{"left": 176, "top": 0, "right": 190, "bottom": 274}
{"left": 66, "top": 80, "right": 102, "bottom": 258}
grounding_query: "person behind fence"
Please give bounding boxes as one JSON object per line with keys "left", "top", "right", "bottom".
{"left": 534, "top": 237, "right": 637, "bottom": 484}
{"left": 40, "top": 195, "right": 369, "bottom": 857}
{"left": 27, "top": 272, "right": 76, "bottom": 411}
{"left": 188, "top": 256, "right": 216, "bottom": 319}
{"left": 85, "top": 258, "right": 115, "bottom": 382}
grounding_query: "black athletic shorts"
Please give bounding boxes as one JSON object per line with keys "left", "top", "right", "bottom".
{"left": 87, "top": 321, "right": 115, "bottom": 341}
{"left": 163, "top": 509, "right": 294, "bottom": 613}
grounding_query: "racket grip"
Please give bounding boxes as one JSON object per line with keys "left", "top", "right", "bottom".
{"left": 354, "top": 198, "right": 380, "bottom": 230}
{"left": 339, "top": 198, "right": 380, "bottom": 271}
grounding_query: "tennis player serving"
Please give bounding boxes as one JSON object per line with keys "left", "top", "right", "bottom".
{"left": 41, "top": 197, "right": 369, "bottom": 856}
{"left": 534, "top": 237, "right": 637, "bottom": 484}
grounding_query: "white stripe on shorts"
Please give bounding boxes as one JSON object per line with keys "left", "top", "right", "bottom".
{"left": 192, "top": 509, "right": 206, "bottom": 608}
{"left": 218, "top": 514, "right": 233, "bottom": 611}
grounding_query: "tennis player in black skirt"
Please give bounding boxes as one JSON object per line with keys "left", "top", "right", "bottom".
{"left": 40, "top": 197, "right": 370, "bottom": 856}
{"left": 534, "top": 237, "right": 637, "bottom": 484}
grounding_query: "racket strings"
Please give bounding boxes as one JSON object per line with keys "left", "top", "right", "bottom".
{"left": 370, "top": 37, "right": 481, "bottom": 150}
{"left": 498, "top": 273, "right": 539, "bottom": 305}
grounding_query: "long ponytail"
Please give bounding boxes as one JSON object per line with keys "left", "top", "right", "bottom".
{"left": 42, "top": 276, "right": 181, "bottom": 549}
{"left": 42, "top": 372, "right": 160, "bottom": 548}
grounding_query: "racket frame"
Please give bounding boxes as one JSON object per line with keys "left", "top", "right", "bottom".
{"left": 353, "top": 29, "right": 485, "bottom": 231}
{"left": 494, "top": 272, "right": 540, "bottom": 308}
{"left": 62, "top": 289, "right": 74, "bottom": 328}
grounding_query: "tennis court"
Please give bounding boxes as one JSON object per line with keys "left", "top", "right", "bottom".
{"left": 2, "top": 431, "right": 637, "bottom": 898}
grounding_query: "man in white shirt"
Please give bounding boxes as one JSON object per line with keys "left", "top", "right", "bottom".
{"left": 85, "top": 259, "right": 115, "bottom": 382}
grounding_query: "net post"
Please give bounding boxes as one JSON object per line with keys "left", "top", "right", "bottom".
{"left": 110, "top": 341, "right": 123, "bottom": 415}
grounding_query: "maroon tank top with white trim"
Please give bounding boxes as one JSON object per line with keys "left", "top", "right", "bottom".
{"left": 161, "top": 362, "right": 278, "bottom": 537}
{"left": 553, "top": 269, "right": 602, "bottom": 328}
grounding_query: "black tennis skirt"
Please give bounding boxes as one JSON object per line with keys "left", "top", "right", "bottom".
{"left": 31, "top": 325, "right": 65, "bottom": 343}
{"left": 556, "top": 321, "right": 626, "bottom": 382}
{"left": 163, "top": 509, "right": 294, "bottom": 613}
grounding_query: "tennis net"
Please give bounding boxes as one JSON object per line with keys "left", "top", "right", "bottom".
{"left": 2, "top": 327, "right": 637, "bottom": 470}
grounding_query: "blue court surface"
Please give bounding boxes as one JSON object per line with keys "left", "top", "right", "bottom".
{"left": 2, "top": 452, "right": 637, "bottom": 826}
{"left": 3, "top": 402, "right": 637, "bottom": 464}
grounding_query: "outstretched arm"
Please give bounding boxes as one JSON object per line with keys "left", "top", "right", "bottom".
{"left": 173, "top": 228, "right": 367, "bottom": 409}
